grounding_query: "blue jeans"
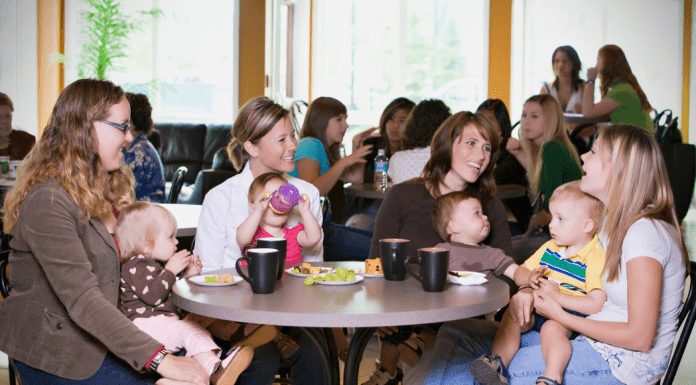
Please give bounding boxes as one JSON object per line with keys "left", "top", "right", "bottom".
{"left": 424, "top": 318, "right": 623, "bottom": 384}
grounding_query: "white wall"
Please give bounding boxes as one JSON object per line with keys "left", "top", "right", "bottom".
{"left": 0, "top": 0, "right": 39, "bottom": 137}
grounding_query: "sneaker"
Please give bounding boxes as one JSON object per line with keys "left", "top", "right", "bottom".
{"left": 398, "top": 335, "right": 425, "bottom": 368}
{"left": 361, "top": 368, "right": 400, "bottom": 385}
{"left": 274, "top": 333, "right": 300, "bottom": 358}
{"left": 232, "top": 324, "right": 277, "bottom": 350}
{"left": 210, "top": 345, "right": 254, "bottom": 385}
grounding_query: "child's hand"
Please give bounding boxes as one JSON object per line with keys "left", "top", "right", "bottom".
{"left": 297, "top": 193, "right": 311, "bottom": 213}
{"left": 165, "top": 250, "right": 193, "bottom": 276}
{"left": 183, "top": 254, "right": 203, "bottom": 277}
{"left": 537, "top": 278, "right": 560, "bottom": 298}
{"left": 250, "top": 191, "right": 271, "bottom": 214}
{"left": 529, "top": 266, "right": 548, "bottom": 289}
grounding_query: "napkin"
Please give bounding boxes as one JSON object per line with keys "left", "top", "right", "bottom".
{"left": 447, "top": 271, "right": 488, "bottom": 285}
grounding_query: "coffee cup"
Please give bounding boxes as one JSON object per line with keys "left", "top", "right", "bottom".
{"left": 405, "top": 247, "right": 450, "bottom": 292}
{"left": 236, "top": 248, "right": 279, "bottom": 294}
{"left": 8, "top": 160, "right": 20, "bottom": 179}
{"left": 379, "top": 238, "right": 410, "bottom": 281}
{"left": 243, "top": 237, "right": 287, "bottom": 280}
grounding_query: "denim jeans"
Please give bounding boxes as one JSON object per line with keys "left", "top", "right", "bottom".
{"left": 424, "top": 318, "right": 623, "bottom": 384}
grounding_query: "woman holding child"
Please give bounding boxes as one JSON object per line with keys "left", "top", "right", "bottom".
{"left": 0, "top": 79, "right": 208, "bottom": 384}
{"left": 195, "top": 96, "right": 326, "bottom": 384}
{"left": 425, "top": 125, "right": 689, "bottom": 385}
{"left": 364, "top": 111, "right": 515, "bottom": 384}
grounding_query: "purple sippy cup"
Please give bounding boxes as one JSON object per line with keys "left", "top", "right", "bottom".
{"left": 268, "top": 184, "right": 300, "bottom": 214}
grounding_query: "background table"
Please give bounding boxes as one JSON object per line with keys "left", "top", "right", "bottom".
{"left": 563, "top": 113, "right": 610, "bottom": 125}
{"left": 158, "top": 203, "right": 201, "bottom": 237}
{"left": 172, "top": 261, "right": 510, "bottom": 385}
{"left": 344, "top": 183, "right": 389, "bottom": 200}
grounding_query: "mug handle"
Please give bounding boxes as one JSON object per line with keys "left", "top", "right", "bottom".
{"left": 242, "top": 243, "right": 257, "bottom": 256}
{"left": 405, "top": 255, "right": 422, "bottom": 283}
{"left": 236, "top": 257, "right": 252, "bottom": 285}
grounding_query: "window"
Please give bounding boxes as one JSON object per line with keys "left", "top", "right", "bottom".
{"left": 310, "top": 0, "right": 489, "bottom": 143}
{"left": 511, "top": 0, "right": 683, "bottom": 122}
{"left": 64, "top": 0, "right": 238, "bottom": 123}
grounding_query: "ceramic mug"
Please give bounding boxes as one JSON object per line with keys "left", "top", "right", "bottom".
{"left": 405, "top": 247, "right": 450, "bottom": 292}
{"left": 379, "top": 238, "right": 410, "bottom": 281}
{"left": 236, "top": 248, "right": 279, "bottom": 294}
{"left": 243, "top": 237, "right": 287, "bottom": 280}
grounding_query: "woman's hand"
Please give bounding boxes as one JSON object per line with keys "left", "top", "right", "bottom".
{"left": 506, "top": 137, "right": 522, "bottom": 155}
{"left": 165, "top": 250, "right": 193, "bottom": 276}
{"left": 352, "top": 126, "right": 379, "bottom": 151}
{"left": 338, "top": 144, "right": 373, "bottom": 169}
{"left": 586, "top": 67, "right": 598, "bottom": 82}
{"left": 526, "top": 211, "right": 551, "bottom": 235}
{"left": 533, "top": 289, "right": 564, "bottom": 320}
{"left": 509, "top": 288, "right": 535, "bottom": 328}
{"left": 156, "top": 354, "right": 209, "bottom": 385}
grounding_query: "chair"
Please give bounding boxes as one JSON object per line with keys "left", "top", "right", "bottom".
{"left": 167, "top": 166, "right": 188, "bottom": 203}
{"left": 660, "top": 261, "right": 696, "bottom": 385}
{"left": 179, "top": 169, "right": 237, "bottom": 205}
{"left": 567, "top": 122, "right": 596, "bottom": 157}
{"left": 1, "top": 252, "right": 20, "bottom": 385}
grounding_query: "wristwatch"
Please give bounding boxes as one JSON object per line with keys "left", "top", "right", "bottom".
{"left": 587, "top": 79, "right": 595, "bottom": 84}
{"left": 149, "top": 349, "right": 169, "bottom": 372}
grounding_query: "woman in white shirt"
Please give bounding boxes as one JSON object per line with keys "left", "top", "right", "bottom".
{"left": 425, "top": 124, "right": 689, "bottom": 385}
{"left": 540, "top": 45, "right": 585, "bottom": 113}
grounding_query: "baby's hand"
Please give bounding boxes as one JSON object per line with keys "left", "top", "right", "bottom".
{"left": 297, "top": 193, "right": 311, "bottom": 213}
{"left": 165, "top": 250, "right": 193, "bottom": 276}
{"left": 183, "top": 254, "right": 203, "bottom": 277}
{"left": 251, "top": 191, "right": 271, "bottom": 214}
{"left": 537, "top": 278, "right": 560, "bottom": 296}
{"left": 529, "top": 265, "right": 548, "bottom": 289}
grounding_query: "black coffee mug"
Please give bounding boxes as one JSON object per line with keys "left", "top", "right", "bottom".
{"left": 405, "top": 247, "right": 449, "bottom": 292}
{"left": 379, "top": 238, "right": 410, "bottom": 281}
{"left": 236, "top": 248, "right": 279, "bottom": 294}
{"left": 244, "top": 237, "right": 287, "bottom": 280}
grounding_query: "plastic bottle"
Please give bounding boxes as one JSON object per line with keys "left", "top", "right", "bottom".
{"left": 374, "top": 149, "right": 389, "bottom": 190}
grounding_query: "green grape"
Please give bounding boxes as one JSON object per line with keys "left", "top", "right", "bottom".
{"left": 204, "top": 276, "right": 217, "bottom": 283}
{"left": 314, "top": 275, "right": 325, "bottom": 281}
{"left": 335, "top": 267, "right": 348, "bottom": 279}
{"left": 291, "top": 267, "right": 300, "bottom": 273}
{"left": 347, "top": 272, "right": 356, "bottom": 281}
{"left": 325, "top": 274, "right": 337, "bottom": 281}
{"left": 304, "top": 276, "right": 316, "bottom": 286}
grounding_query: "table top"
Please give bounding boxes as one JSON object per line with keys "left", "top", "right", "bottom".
{"left": 172, "top": 261, "right": 509, "bottom": 328}
{"left": 563, "top": 113, "right": 610, "bottom": 125}
{"left": 344, "top": 183, "right": 390, "bottom": 200}
{"left": 158, "top": 203, "right": 202, "bottom": 237}
{"left": 495, "top": 184, "right": 526, "bottom": 200}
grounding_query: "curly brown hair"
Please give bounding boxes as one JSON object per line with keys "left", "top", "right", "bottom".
{"left": 402, "top": 99, "right": 451, "bottom": 150}
{"left": 3, "top": 79, "right": 134, "bottom": 233}
{"left": 125, "top": 93, "right": 153, "bottom": 136}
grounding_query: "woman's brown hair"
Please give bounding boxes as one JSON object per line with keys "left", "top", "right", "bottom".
{"left": 375, "top": 97, "right": 416, "bottom": 156}
{"left": 227, "top": 97, "right": 290, "bottom": 171}
{"left": 125, "top": 93, "right": 153, "bottom": 136}
{"left": 3, "top": 79, "right": 134, "bottom": 233}
{"left": 298, "top": 97, "right": 347, "bottom": 166}
{"left": 598, "top": 45, "right": 652, "bottom": 112}
{"left": 419, "top": 111, "right": 499, "bottom": 205}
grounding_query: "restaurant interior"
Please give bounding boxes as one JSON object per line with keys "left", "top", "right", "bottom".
{"left": 2, "top": 0, "right": 696, "bottom": 384}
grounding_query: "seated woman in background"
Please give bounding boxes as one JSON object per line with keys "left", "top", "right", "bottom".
{"left": 290, "top": 96, "right": 373, "bottom": 224}
{"left": 124, "top": 93, "right": 166, "bottom": 203}
{"left": 0, "top": 92, "right": 36, "bottom": 161}
{"left": 388, "top": 99, "right": 451, "bottom": 184}
{"left": 363, "top": 97, "right": 416, "bottom": 184}
{"left": 477, "top": 99, "right": 532, "bottom": 234}
{"left": 507, "top": 94, "right": 582, "bottom": 263}
{"left": 583, "top": 44, "right": 654, "bottom": 133}
{"left": 540, "top": 45, "right": 585, "bottom": 113}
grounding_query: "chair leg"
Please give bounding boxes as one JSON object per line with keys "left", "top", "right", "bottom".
{"left": 9, "top": 358, "right": 17, "bottom": 385}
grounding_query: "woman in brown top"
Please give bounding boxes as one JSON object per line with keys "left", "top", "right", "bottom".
{"left": 0, "top": 79, "right": 208, "bottom": 384}
{"left": 0, "top": 92, "right": 36, "bottom": 160}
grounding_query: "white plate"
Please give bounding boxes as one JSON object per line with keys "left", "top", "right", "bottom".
{"left": 285, "top": 267, "right": 333, "bottom": 277}
{"left": 189, "top": 275, "right": 241, "bottom": 287}
{"left": 449, "top": 271, "right": 486, "bottom": 278}
{"left": 316, "top": 275, "right": 364, "bottom": 285}
{"left": 351, "top": 268, "right": 383, "bottom": 278}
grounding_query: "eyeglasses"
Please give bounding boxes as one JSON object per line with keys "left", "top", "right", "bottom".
{"left": 99, "top": 120, "right": 131, "bottom": 133}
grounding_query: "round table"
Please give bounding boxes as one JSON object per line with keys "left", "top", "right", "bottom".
{"left": 172, "top": 261, "right": 510, "bottom": 385}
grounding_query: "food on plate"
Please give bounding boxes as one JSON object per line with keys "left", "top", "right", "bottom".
{"left": 448, "top": 271, "right": 472, "bottom": 278}
{"left": 365, "top": 258, "right": 383, "bottom": 275}
{"left": 291, "top": 262, "right": 325, "bottom": 275}
{"left": 202, "top": 273, "right": 235, "bottom": 284}
{"left": 303, "top": 268, "right": 357, "bottom": 285}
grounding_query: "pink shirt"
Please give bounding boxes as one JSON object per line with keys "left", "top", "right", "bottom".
{"left": 243, "top": 224, "right": 305, "bottom": 266}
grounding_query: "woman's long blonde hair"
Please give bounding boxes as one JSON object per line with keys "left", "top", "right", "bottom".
{"left": 598, "top": 45, "right": 652, "bottom": 112}
{"left": 597, "top": 125, "right": 689, "bottom": 281}
{"left": 2, "top": 79, "right": 134, "bottom": 233}
{"left": 521, "top": 94, "right": 581, "bottom": 196}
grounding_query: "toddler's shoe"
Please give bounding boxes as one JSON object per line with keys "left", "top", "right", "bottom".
{"left": 397, "top": 334, "right": 425, "bottom": 367}
{"left": 361, "top": 367, "right": 399, "bottom": 385}
{"left": 470, "top": 354, "right": 509, "bottom": 385}
{"left": 232, "top": 324, "right": 277, "bottom": 350}
{"left": 274, "top": 332, "right": 300, "bottom": 358}
{"left": 210, "top": 345, "right": 254, "bottom": 385}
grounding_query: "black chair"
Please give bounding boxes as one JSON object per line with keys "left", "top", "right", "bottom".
{"left": 660, "top": 261, "right": 696, "bottom": 385}
{"left": 179, "top": 169, "right": 237, "bottom": 205}
{"left": 167, "top": 166, "right": 188, "bottom": 203}
{"left": 567, "top": 122, "right": 596, "bottom": 157}
{"left": 1, "top": 252, "right": 20, "bottom": 385}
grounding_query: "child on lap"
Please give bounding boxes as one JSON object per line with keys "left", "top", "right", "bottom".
{"left": 471, "top": 181, "right": 606, "bottom": 385}
{"left": 115, "top": 202, "right": 278, "bottom": 384}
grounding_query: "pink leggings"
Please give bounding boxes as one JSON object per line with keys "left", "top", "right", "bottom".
{"left": 133, "top": 314, "right": 220, "bottom": 358}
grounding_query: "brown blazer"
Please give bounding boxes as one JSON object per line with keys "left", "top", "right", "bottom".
{"left": 0, "top": 179, "right": 162, "bottom": 380}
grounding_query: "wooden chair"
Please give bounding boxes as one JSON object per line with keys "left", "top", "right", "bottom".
{"left": 0, "top": 252, "right": 20, "bottom": 385}
{"left": 660, "top": 261, "right": 696, "bottom": 385}
{"left": 167, "top": 166, "right": 188, "bottom": 203}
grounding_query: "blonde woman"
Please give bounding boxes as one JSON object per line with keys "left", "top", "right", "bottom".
{"left": 507, "top": 94, "right": 582, "bottom": 262}
{"left": 0, "top": 79, "right": 208, "bottom": 384}
{"left": 425, "top": 125, "right": 689, "bottom": 385}
{"left": 583, "top": 44, "right": 654, "bottom": 133}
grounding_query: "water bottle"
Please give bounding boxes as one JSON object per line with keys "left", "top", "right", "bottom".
{"left": 374, "top": 149, "right": 389, "bottom": 190}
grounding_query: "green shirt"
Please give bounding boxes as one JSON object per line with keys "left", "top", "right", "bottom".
{"left": 539, "top": 140, "right": 582, "bottom": 211}
{"left": 606, "top": 79, "right": 653, "bottom": 133}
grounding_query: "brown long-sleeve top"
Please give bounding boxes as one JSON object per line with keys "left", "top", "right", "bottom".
{"left": 120, "top": 255, "right": 179, "bottom": 321}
